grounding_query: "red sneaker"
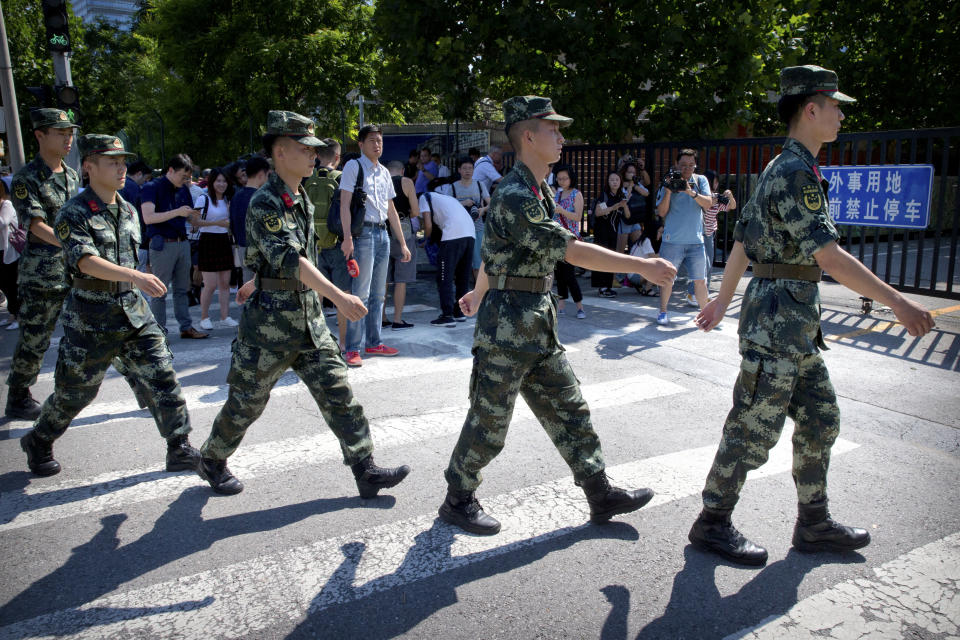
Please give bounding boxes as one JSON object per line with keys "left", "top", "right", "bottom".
{"left": 344, "top": 351, "right": 362, "bottom": 367}
{"left": 364, "top": 344, "right": 399, "bottom": 357}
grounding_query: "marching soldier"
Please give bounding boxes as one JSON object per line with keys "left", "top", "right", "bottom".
{"left": 19, "top": 134, "right": 201, "bottom": 476}
{"left": 5, "top": 109, "right": 81, "bottom": 419}
{"left": 195, "top": 111, "right": 410, "bottom": 498}
{"left": 689, "top": 65, "right": 935, "bottom": 566}
{"left": 438, "top": 97, "right": 676, "bottom": 535}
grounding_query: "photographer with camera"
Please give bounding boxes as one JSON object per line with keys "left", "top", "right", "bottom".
{"left": 686, "top": 170, "right": 736, "bottom": 303}
{"left": 654, "top": 148, "right": 712, "bottom": 324}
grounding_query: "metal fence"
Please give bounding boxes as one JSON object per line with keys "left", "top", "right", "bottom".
{"left": 507, "top": 127, "right": 959, "bottom": 299}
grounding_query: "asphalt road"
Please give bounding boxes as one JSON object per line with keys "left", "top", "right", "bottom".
{"left": 1, "top": 270, "right": 957, "bottom": 639}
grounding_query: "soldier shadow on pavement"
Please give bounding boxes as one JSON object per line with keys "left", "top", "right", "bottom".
{"left": 595, "top": 325, "right": 699, "bottom": 361}
{"left": 0, "top": 469, "right": 170, "bottom": 527}
{"left": 1, "top": 408, "right": 152, "bottom": 440}
{"left": 0, "top": 485, "right": 397, "bottom": 632}
{"left": 629, "top": 545, "right": 866, "bottom": 640}
{"left": 285, "top": 519, "right": 641, "bottom": 639}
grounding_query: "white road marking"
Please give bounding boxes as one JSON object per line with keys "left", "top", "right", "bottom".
{"left": 0, "top": 435, "right": 859, "bottom": 640}
{"left": 726, "top": 532, "right": 960, "bottom": 640}
{"left": 0, "top": 374, "right": 682, "bottom": 532}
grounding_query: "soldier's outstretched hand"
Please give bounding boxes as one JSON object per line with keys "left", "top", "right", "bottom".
{"left": 132, "top": 272, "right": 167, "bottom": 298}
{"left": 236, "top": 279, "right": 256, "bottom": 304}
{"left": 639, "top": 257, "right": 677, "bottom": 287}
{"left": 459, "top": 289, "right": 483, "bottom": 317}
{"left": 892, "top": 298, "right": 935, "bottom": 337}
{"left": 335, "top": 293, "right": 368, "bottom": 322}
{"left": 696, "top": 298, "right": 726, "bottom": 332}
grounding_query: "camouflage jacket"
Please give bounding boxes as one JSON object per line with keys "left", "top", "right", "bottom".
{"left": 9, "top": 155, "right": 79, "bottom": 291}
{"left": 476, "top": 160, "right": 573, "bottom": 354}
{"left": 241, "top": 171, "right": 326, "bottom": 350}
{"left": 734, "top": 137, "right": 840, "bottom": 354}
{"left": 54, "top": 190, "right": 154, "bottom": 332}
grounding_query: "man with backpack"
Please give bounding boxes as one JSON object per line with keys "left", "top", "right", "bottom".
{"left": 305, "top": 139, "right": 350, "bottom": 350}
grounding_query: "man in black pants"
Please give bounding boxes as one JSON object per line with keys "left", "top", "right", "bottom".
{"left": 420, "top": 186, "right": 475, "bottom": 327}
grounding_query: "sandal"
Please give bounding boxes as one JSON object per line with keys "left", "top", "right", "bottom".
{"left": 598, "top": 288, "right": 617, "bottom": 298}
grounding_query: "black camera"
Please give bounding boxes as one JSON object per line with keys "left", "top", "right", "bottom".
{"left": 468, "top": 204, "right": 480, "bottom": 221}
{"left": 663, "top": 170, "right": 689, "bottom": 193}
{"left": 715, "top": 193, "right": 730, "bottom": 206}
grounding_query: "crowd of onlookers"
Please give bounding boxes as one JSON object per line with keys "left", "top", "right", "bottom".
{"left": 1, "top": 139, "right": 736, "bottom": 352}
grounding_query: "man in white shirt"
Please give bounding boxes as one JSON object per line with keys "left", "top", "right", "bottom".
{"left": 472, "top": 145, "right": 503, "bottom": 193}
{"left": 339, "top": 125, "right": 411, "bottom": 367}
{"left": 421, "top": 186, "right": 475, "bottom": 326}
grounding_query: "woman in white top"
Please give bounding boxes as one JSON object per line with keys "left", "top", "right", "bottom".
{"left": 193, "top": 167, "right": 236, "bottom": 330}
{"left": 444, "top": 157, "right": 490, "bottom": 282}
{"left": 0, "top": 180, "right": 21, "bottom": 330}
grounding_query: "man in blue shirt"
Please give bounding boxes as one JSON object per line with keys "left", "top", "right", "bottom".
{"left": 414, "top": 147, "right": 438, "bottom": 196}
{"left": 140, "top": 154, "right": 208, "bottom": 339}
{"left": 119, "top": 161, "right": 151, "bottom": 272}
{"left": 655, "top": 148, "right": 713, "bottom": 325}
{"left": 230, "top": 155, "right": 269, "bottom": 285}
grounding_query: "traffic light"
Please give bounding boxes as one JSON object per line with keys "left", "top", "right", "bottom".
{"left": 55, "top": 85, "right": 81, "bottom": 124}
{"left": 26, "top": 86, "right": 54, "bottom": 107}
{"left": 41, "top": 0, "right": 71, "bottom": 52}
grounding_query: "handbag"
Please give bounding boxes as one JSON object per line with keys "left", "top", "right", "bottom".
{"left": 9, "top": 224, "right": 26, "bottom": 254}
{"left": 327, "top": 159, "right": 366, "bottom": 239}
{"left": 230, "top": 238, "right": 244, "bottom": 268}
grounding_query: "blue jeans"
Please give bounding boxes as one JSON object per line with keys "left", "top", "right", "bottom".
{"left": 660, "top": 242, "right": 706, "bottom": 286}
{"left": 148, "top": 239, "right": 193, "bottom": 333}
{"left": 346, "top": 225, "right": 390, "bottom": 352}
{"left": 688, "top": 233, "right": 715, "bottom": 294}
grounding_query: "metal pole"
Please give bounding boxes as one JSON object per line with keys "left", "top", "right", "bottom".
{"left": 358, "top": 95, "right": 365, "bottom": 129}
{"left": 152, "top": 109, "right": 164, "bottom": 164}
{"left": 50, "top": 51, "right": 80, "bottom": 171}
{"left": 0, "top": 1, "right": 26, "bottom": 170}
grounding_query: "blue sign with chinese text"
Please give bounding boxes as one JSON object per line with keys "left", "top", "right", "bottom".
{"left": 820, "top": 165, "right": 933, "bottom": 229}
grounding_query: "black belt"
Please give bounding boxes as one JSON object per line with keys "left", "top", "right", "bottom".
{"left": 488, "top": 274, "right": 554, "bottom": 293}
{"left": 162, "top": 236, "right": 187, "bottom": 242}
{"left": 257, "top": 277, "right": 308, "bottom": 292}
{"left": 73, "top": 278, "right": 134, "bottom": 293}
{"left": 363, "top": 221, "right": 387, "bottom": 229}
{"left": 752, "top": 263, "right": 822, "bottom": 282}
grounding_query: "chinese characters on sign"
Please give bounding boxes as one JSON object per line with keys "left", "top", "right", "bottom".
{"left": 819, "top": 165, "right": 933, "bottom": 229}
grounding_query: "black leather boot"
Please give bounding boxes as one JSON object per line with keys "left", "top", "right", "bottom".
{"left": 578, "top": 470, "right": 654, "bottom": 524}
{"left": 792, "top": 500, "right": 870, "bottom": 553}
{"left": 197, "top": 457, "right": 243, "bottom": 494}
{"left": 6, "top": 387, "right": 42, "bottom": 420}
{"left": 20, "top": 430, "right": 61, "bottom": 477}
{"left": 438, "top": 490, "right": 501, "bottom": 535}
{"left": 166, "top": 435, "right": 201, "bottom": 471}
{"left": 688, "top": 507, "right": 768, "bottom": 566}
{"left": 351, "top": 455, "right": 410, "bottom": 499}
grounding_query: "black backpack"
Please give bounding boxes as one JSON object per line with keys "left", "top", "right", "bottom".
{"left": 327, "top": 159, "right": 366, "bottom": 240}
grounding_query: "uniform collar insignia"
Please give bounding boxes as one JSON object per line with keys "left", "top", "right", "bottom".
{"left": 88, "top": 199, "right": 100, "bottom": 212}
{"left": 281, "top": 192, "right": 295, "bottom": 208}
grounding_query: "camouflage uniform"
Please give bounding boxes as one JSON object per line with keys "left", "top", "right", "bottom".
{"left": 700, "top": 136, "right": 842, "bottom": 510}
{"left": 32, "top": 135, "right": 191, "bottom": 443}
{"left": 7, "top": 147, "right": 78, "bottom": 393}
{"left": 200, "top": 168, "right": 373, "bottom": 463}
{"left": 444, "top": 158, "right": 605, "bottom": 491}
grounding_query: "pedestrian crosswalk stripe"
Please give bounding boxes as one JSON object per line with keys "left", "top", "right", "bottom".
{"left": 0, "top": 434, "right": 859, "bottom": 640}
{"left": 0, "top": 374, "right": 683, "bottom": 533}
{"left": 725, "top": 531, "right": 960, "bottom": 640}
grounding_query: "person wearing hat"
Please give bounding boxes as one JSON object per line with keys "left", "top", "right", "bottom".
{"left": 195, "top": 110, "right": 411, "bottom": 498}
{"left": 18, "top": 134, "right": 202, "bottom": 477}
{"left": 5, "top": 108, "right": 81, "bottom": 420}
{"left": 688, "top": 65, "right": 935, "bottom": 566}
{"left": 437, "top": 96, "right": 676, "bottom": 535}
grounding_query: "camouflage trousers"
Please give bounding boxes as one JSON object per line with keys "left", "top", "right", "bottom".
{"left": 701, "top": 341, "right": 840, "bottom": 510}
{"left": 6, "top": 284, "right": 68, "bottom": 390}
{"left": 34, "top": 321, "right": 191, "bottom": 442}
{"left": 445, "top": 346, "right": 605, "bottom": 492}
{"left": 200, "top": 330, "right": 373, "bottom": 463}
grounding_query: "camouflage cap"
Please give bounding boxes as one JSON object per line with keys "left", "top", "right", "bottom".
{"left": 780, "top": 65, "right": 856, "bottom": 102}
{"left": 502, "top": 96, "right": 573, "bottom": 134}
{"left": 77, "top": 134, "right": 137, "bottom": 159}
{"left": 30, "top": 107, "right": 80, "bottom": 130}
{"left": 266, "top": 110, "right": 326, "bottom": 147}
